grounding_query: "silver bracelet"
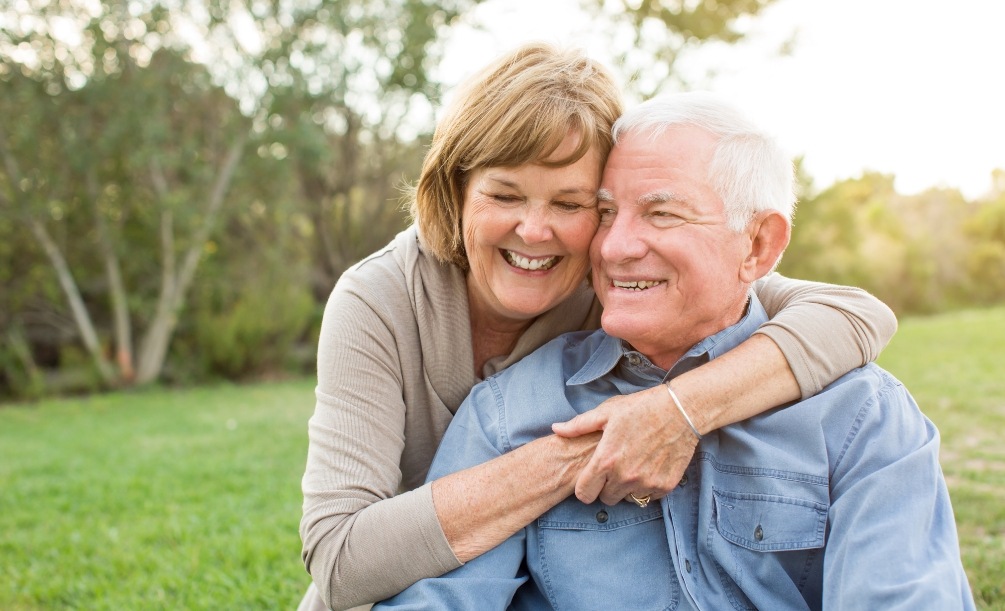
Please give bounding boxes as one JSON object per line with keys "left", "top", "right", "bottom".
{"left": 665, "top": 382, "right": 702, "bottom": 441}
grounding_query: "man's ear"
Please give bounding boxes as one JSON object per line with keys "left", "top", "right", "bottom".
{"left": 739, "top": 210, "right": 791, "bottom": 283}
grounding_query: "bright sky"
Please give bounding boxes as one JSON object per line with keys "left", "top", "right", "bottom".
{"left": 438, "top": 0, "right": 1005, "bottom": 199}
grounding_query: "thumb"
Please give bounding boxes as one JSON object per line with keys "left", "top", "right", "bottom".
{"left": 552, "top": 409, "right": 608, "bottom": 438}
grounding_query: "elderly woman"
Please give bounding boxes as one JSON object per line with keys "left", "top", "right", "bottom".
{"left": 299, "top": 43, "right": 896, "bottom": 611}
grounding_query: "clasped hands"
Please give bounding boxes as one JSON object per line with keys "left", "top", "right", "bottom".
{"left": 551, "top": 384, "right": 699, "bottom": 506}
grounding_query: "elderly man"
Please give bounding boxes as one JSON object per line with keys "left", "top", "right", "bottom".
{"left": 374, "top": 92, "right": 974, "bottom": 610}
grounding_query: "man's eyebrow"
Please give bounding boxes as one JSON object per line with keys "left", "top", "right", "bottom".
{"left": 638, "top": 190, "right": 686, "bottom": 206}
{"left": 596, "top": 189, "right": 696, "bottom": 210}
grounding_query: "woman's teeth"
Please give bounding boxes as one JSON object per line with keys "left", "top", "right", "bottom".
{"left": 505, "top": 251, "right": 558, "bottom": 271}
{"left": 613, "top": 280, "right": 663, "bottom": 291}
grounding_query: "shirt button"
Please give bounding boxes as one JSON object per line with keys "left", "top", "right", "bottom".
{"left": 685, "top": 559, "right": 692, "bottom": 573}
{"left": 678, "top": 474, "right": 688, "bottom": 487}
{"left": 754, "top": 525, "right": 764, "bottom": 541}
{"left": 596, "top": 510, "right": 609, "bottom": 523}
{"left": 628, "top": 354, "right": 641, "bottom": 366}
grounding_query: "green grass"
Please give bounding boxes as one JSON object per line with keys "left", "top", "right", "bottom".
{"left": 0, "top": 380, "right": 316, "bottom": 609}
{"left": 877, "top": 306, "right": 1005, "bottom": 609}
{"left": 1, "top": 307, "right": 1003, "bottom": 609}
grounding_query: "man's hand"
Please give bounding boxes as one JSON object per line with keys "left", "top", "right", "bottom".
{"left": 551, "top": 384, "right": 699, "bottom": 506}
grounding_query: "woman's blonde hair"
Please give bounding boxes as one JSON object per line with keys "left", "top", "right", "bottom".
{"left": 411, "top": 42, "right": 623, "bottom": 268}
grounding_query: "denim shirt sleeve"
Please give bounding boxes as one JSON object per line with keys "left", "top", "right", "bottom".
{"left": 823, "top": 371, "right": 975, "bottom": 609}
{"left": 373, "top": 380, "right": 530, "bottom": 610}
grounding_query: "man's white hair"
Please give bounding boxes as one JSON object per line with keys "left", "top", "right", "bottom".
{"left": 612, "top": 91, "right": 796, "bottom": 232}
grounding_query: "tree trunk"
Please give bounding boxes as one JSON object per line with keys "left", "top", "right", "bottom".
{"left": 1, "top": 125, "right": 116, "bottom": 385}
{"left": 135, "top": 135, "right": 247, "bottom": 384}
{"left": 28, "top": 218, "right": 117, "bottom": 384}
{"left": 89, "top": 171, "right": 135, "bottom": 382}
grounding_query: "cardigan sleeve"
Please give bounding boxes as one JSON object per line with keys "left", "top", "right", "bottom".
{"left": 300, "top": 276, "right": 461, "bottom": 610}
{"left": 751, "top": 273, "right": 898, "bottom": 399}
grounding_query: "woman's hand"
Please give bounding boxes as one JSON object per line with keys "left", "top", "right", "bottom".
{"left": 551, "top": 384, "right": 699, "bottom": 506}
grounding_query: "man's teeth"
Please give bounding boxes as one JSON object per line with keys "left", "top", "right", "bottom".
{"left": 613, "top": 280, "right": 663, "bottom": 291}
{"left": 505, "top": 251, "right": 558, "bottom": 271}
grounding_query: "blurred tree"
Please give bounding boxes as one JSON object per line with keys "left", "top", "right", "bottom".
{"left": 890, "top": 187, "right": 972, "bottom": 312}
{"left": 0, "top": 0, "right": 476, "bottom": 393}
{"left": 963, "top": 170, "right": 1005, "bottom": 304}
{"left": 581, "top": 0, "right": 777, "bottom": 96}
{"left": 0, "top": 0, "right": 814, "bottom": 399}
{"left": 781, "top": 172, "right": 900, "bottom": 295}
{"left": 0, "top": 39, "right": 248, "bottom": 387}
{"left": 780, "top": 170, "right": 983, "bottom": 314}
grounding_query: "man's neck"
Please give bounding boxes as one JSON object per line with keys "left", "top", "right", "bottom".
{"left": 634, "top": 294, "right": 754, "bottom": 371}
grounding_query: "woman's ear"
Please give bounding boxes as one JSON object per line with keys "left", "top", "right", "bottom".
{"left": 739, "top": 210, "right": 791, "bottom": 283}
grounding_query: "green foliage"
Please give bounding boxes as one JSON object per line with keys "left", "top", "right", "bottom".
{"left": 781, "top": 172, "right": 1003, "bottom": 315}
{"left": 0, "top": 327, "right": 45, "bottom": 400}
{"left": 963, "top": 196, "right": 1005, "bottom": 303}
{"left": 190, "top": 279, "right": 316, "bottom": 380}
{"left": 0, "top": 0, "right": 471, "bottom": 395}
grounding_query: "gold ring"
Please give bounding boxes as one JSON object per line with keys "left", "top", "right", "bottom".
{"left": 629, "top": 492, "right": 651, "bottom": 508}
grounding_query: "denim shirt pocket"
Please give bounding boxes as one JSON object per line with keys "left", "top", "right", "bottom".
{"left": 535, "top": 500, "right": 680, "bottom": 611}
{"left": 713, "top": 489, "right": 827, "bottom": 551}
{"left": 709, "top": 488, "right": 828, "bottom": 610}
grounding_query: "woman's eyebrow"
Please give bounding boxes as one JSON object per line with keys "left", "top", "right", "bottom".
{"left": 482, "top": 175, "right": 595, "bottom": 196}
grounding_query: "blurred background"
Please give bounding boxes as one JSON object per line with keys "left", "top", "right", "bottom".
{"left": 1, "top": 0, "right": 1002, "bottom": 608}
{"left": 1, "top": 0, "right": 1003, "bottom": 398}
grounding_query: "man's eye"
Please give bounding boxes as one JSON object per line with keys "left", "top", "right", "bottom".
{"left": 650, "top": 211, "right": 686, "bottom": 226}
{"left": 598, "top": 207, "right": 616, "bottom": 222}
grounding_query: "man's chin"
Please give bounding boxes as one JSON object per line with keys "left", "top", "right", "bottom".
{"left": 600, "top": 316, "right": 649, "bottom": 343}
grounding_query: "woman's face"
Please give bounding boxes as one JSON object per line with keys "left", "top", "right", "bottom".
{"left": 462, "top": 134, "right": 602, "bottom": 327}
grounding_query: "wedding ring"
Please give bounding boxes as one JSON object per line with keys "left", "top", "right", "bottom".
{"left": 629, "top": 492, "right": 651, "bottom": 508}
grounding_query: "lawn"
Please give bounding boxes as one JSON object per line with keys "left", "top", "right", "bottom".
{"left": 877, "top": 306, "right": 1005, "bottom": 608}
{"left": 0, "top": 380, "right": 317, "bottom": 609}
{"left": 1, "top": 306, "right": 1003, "bottom": 609}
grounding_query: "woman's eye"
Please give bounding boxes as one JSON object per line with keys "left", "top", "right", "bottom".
{"left": 491, "top": 194, "right": 521, "bottom": 204}
{"left": 553, "top": 201, "right": 583, "bottom": 212}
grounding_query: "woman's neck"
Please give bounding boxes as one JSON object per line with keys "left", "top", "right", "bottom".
{"left": 467, "top": 286, "right": 533, "bottom": 378}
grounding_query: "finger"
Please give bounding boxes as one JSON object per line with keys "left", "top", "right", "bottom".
{"left": 573, "top": 457, "right": 607, "bottom": 504}
{"left": 552, "top": 409, "right": 608, "bottom": 438}
{"left": 599, "top": 481, "right": 634, "bottom": 506}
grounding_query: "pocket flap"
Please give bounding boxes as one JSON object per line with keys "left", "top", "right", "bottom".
{"left": 713, "top": 488, "right": 827, "bottom": 551}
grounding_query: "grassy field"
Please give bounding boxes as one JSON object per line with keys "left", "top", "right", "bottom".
{"left": 1, "top": 306, "right": 1003, "bottom": 609}
{"left": 877, "top": 306, "right": 1005, "bottom": 608}
{"left": 0, "top": 381, "right": 317, "bottom": 609}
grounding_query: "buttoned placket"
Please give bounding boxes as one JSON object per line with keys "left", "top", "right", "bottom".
{"left": 665, "top": 463, "right": 705, "bottom": 611}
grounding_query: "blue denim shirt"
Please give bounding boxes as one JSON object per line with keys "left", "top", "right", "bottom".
{"left": 375, "top": 295, "right": 974, "bottom": 610}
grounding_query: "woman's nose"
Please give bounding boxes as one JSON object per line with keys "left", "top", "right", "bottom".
{"left": 515, "top": 204, "right": 554, "bottom": 244}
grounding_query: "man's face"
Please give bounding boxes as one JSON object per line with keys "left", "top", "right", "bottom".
{"left": 591, "top": 126, "right": 753, "bottom": 369}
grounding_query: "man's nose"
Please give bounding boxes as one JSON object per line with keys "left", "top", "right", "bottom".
{"left": 599, "top": 212, "right": 647, "bottom": 262}
{"left": 515, "top": 204, "right": 554, "bottom": 244}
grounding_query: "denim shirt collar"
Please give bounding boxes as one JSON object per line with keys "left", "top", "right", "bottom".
{"left": 567, "top": 291, "right": 769, "bottom": 388}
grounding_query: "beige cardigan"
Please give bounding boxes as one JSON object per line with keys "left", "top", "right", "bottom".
{"left": 300, "top": 226, "right": 895, "bottom": 610}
